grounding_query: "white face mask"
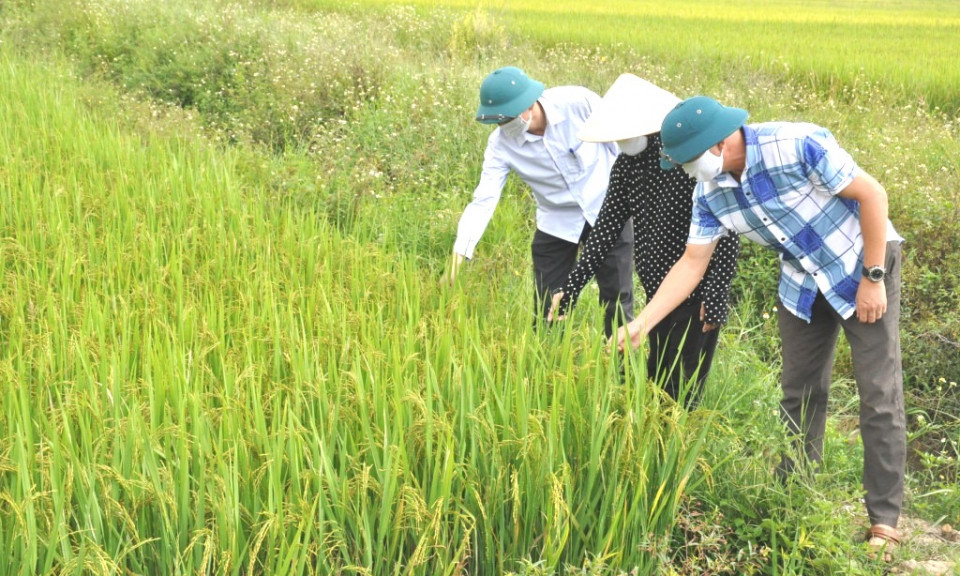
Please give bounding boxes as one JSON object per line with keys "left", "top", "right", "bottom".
{"left": 616, "top": 135, "right": 649, "bottom": 156}
{"left": 499, "top": 111, "right": 531, "bottom": 142}
{"left": 682, "top": 149, "right": 724, "bottom": 182}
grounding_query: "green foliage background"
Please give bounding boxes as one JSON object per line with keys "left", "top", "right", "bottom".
{"left": 0, "top": 0, "right": 957, "bottom": 574}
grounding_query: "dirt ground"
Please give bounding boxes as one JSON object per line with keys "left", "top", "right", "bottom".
{"left": 891, "top": 516, "right": 959, "bottom": 575}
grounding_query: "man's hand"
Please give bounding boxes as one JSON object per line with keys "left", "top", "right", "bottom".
{"left": 547, "top": 291, "right": 565, "bottom": 321}
{"left": 839, "top": 174, "right": 889, "bottom": 324}
{"left": 614, "top": 318, "right": 645, "bottom": 352}
{"left": 856, "top": 279, "right": 887, "bottom": 323}
{"left": 442, "top": 253, "right": 466, "bottom": 287}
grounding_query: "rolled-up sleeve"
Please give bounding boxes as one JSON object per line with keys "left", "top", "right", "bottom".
{"left": 687, "top": 190, "right": 729, "bottom": 245}
{"left": 801, "top": 128, "right": 858, "bottom": 196}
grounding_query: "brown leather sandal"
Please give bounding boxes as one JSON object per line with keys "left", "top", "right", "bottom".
{"left": 865, "top": 524, "right": 901, "bottom": 562}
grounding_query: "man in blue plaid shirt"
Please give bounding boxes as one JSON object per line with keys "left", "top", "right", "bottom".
{"left": 618, "top": 95, "right": 905, "bottom": 559}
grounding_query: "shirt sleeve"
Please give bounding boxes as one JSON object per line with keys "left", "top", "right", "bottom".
{"left": 801, "top": 127, "right": 858, "bottom": 195}
{"left": 580, "top": 88, "right": 602, "bottom": 117}
{"left": 558, "top": 156, "right": 633, "bottom": 313}
{"left": 687, "top": 186, "right": 729, "bottom": 245}
{"left": 699, "top": 232, "right": 741, "bottom": 325}
{"left": 452, "top": 133, "right": 511, "bottom": 259}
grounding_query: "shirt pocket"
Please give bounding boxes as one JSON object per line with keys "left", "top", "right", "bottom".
{"left": 559, "top": 142, "right": 589, "bottom": 179}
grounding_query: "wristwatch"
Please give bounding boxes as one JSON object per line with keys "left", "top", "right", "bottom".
{"left": 862, "top": 265, "right": 885, "bottom": 283}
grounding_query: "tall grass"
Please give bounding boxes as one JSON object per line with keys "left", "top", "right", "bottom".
{"left": 0, "top": 0, "right": 958, "bottom": 574}
{"left": 0, "top": 51, "right": 728, "bottom": 574}
{"left": 12, "top": 0, "right": 953, "bottom": 385}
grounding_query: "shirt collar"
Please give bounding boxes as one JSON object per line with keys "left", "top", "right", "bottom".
{"left": 713, "top": 172, "right": 739, "bottom": 187}
{"left": 741, "top": 124, "right": 760, "bottom": 171}
{"left": 536, "top": 92, "right": 566, "bottom": 130}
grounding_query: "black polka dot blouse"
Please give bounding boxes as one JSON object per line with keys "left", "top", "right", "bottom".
{"left": 558, "top": 133, "right": 741, "bottom": 325}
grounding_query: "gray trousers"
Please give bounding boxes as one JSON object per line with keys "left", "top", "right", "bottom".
{"left": 531, "top": 221, "right": 634, "bottom": 338}
{"left": 777, "top": 240, "right": 905, "bottom": 527}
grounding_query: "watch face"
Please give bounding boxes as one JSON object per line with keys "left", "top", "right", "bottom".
{"left": 868, "top": 267, "right": 885, "bottom": 281}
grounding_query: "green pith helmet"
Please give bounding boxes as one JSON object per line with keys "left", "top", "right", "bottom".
{"left": 659, "top": 95, "right": 748, "bottom": 170}
{"left": 476, "top": 66, "right": 545, "bottom": 124}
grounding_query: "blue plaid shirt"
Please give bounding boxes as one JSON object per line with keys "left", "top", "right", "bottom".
{"left": 688, "top": 122, "right": 901, "bottom": 321}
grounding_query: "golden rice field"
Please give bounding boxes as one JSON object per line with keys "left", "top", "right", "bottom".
{"left": 311, "top": 0, "right": 960, "bottom": 114}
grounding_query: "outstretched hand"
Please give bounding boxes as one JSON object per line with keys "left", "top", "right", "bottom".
{"left": 613, "top": 319, "right": 645, "bottom": 353}
{"left": 547, "top": 291, "right": 565, "bottom": 321}
{"left": 441, "top": 253, "right": 466, "bottom": 287}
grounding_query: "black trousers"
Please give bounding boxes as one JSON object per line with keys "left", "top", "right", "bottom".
{"left": 647, "top": 299, "right": 719, "bottom": 408}
{"left": 531, "top": 221, "right": 634, "bottom": 338}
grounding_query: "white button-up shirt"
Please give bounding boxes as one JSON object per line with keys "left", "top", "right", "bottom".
{"left": 453, "top": 86, "right": 619, "bottom": 259}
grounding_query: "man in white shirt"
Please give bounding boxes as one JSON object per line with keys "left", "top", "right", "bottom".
{"left": 448, "top": 66, "right": 634, "bottom": 336}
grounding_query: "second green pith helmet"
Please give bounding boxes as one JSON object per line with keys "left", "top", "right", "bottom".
{"left": 659, "top": 95, "right": 748, "bottom": 169}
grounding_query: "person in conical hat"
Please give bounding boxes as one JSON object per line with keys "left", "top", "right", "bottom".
{"left": 550, "top": 74, "right": 741, "bottom": 407}
{"left": 448, "top": 66, "right": 635, "bottom": 337}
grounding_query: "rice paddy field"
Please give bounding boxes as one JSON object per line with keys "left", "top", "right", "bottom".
{"left": 305, "top": 0, "right": 960, "bottom": 114}
{"left": 0, "top": 0, "right": 958, "bottom": 574}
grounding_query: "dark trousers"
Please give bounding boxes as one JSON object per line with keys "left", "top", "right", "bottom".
{"left": 777, "top": 241, "right": 905, "bottom": 527}
{"left": 531, "top": 221, "right": 634, "bottom": 337}
{"left": 648, "top": 300, "right": 719, "bottom": 408}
